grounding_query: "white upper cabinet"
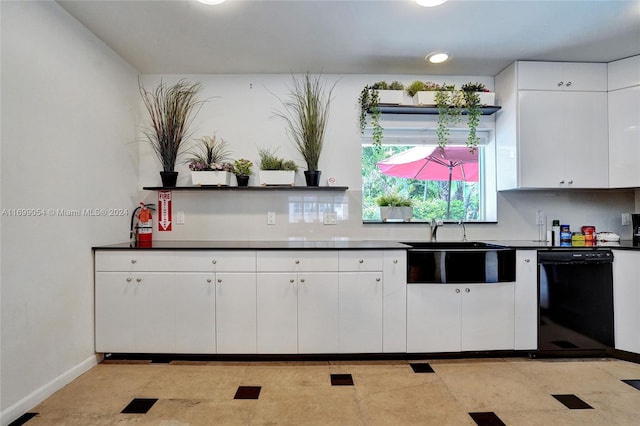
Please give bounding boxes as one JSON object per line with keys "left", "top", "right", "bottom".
{"left": 608, "top": 55, "right": 640, "bottom": 188}
{"left": 496, "top": 61, "right": 609, "bottom": 190}
{"left": 517, "top": 61, "right": 607, "bottom": 91}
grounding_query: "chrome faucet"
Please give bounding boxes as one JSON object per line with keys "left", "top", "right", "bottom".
{"left": 459, "top": 220, "right": 467, "bottom": 242}
{"left": 430, "top": 219, "right": 443, "bottom": 241}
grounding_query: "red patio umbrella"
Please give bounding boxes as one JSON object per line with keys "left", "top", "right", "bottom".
{"left": 376, "top": 146, "right": 479, "bottom": 219}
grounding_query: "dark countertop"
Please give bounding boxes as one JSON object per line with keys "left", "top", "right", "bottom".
{"left": 93, "top": 239, "right": 639, "bottom": 251}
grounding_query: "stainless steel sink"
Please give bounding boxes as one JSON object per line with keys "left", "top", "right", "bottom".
{"left": 403, "top": 241, "right": 516, "bottom": 283}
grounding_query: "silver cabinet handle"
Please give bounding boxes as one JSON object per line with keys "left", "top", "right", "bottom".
{"left": 465, "top": 288, "right": 470, "bottom": 293}
{"left": 557, "top": 81, "right": 564, "bottom": 86}
{"left": 568, "top": 180, "right": 573, "bottom": 184}
{"left": 211, "top": 259, "right": 217, "bottom": 264}
{"left": 131, "top": 259, "right": 137, "bottom": 264}
{"left": 455, "top": 288, "right": 461, "bottom": 293}
{"left": 300, "top": 278, "right": 305, "bottom": 283}
{"left": 376, "top": 277, "right": 381, "bottom": 282}
{"left": 566, "top": 81, "right": 572, "bottom": 87}
{"left": 136, "top": 278, "right": 142, "bottom": 283}
{"left": 126, "top": 277, "right": 132, "bottom": 282}
{"left": 524, "top": 258, "right": 531, "bottom": 263}
{"left": 289, "top": 279, "right": 295, "bottom": 283}
{"left": 559, "top": 180, "right": 565, "bottom": 184}
{"left": 206, "top": 278, "right": 212, "bottom": 283}
{"left": 295, "top": 260, "right": 300, "bottom": 264}
{"left": 217, "top": 278, "right": 222, "bottom": 283}
{"left": 358, "top": 259, "right": 364, "bottom": 264}
{"left": 393, "top": 259, "right": 398, "bottom": 264}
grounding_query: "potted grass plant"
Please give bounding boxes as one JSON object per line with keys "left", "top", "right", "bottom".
{"left": 185, "top": 133, "right": 233, "bottom": 186}
{"left": 257, "top": 147, "right": 298, "bottom": 186}
{"left": 407, "top": 81, "right": 441, "bottom": 105}
{"left": 376, "top": 191, "right": 413, "bottom": 222}
{"left": 139, "top": 79, "right": 205, "bottom": 187}
{"left": 275, "top": 73, "right": 336, "bottom": 186}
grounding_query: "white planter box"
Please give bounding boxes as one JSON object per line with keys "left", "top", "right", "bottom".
{"left": 379, "top": 206, "right": 413, "bottom": 222}
{"left": 377, "top": 90, "right": 404, "bottom": 105}
{"left": 191, "top": 171, "right": 232, "bottom": 186}
{"left": 478, "top": 92, "right": 496, "bottom": 106}
{"left": 259, "top": 170, "right": 295, "bottom": 186}
{"left": 413, "top": 91, "right": 437, "bottom": 106}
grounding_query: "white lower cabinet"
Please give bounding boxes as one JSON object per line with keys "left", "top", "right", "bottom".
{"left": 338, "top": 272, "right": 382, "bottom": 353}
{"left": 215, "top": 272, "right": 257, "bottom": 354}
{"left": 297, "top": 273, "right": 340, "bottom": 353}
{"left": 514, "top": 250, "right": 538, "bottom": 350}
{"left": 174, "top": 273, "right": 216, "bottom": 354}
{"left": 407, "top": 282, "right": 515, "bottom": 352}
{"left": 612, "top": 250, "right": 640, "bottom": 354}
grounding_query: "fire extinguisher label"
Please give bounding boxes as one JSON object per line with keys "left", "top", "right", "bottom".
{"left": 158, "top": 190, "right": 172, "bottom": 231}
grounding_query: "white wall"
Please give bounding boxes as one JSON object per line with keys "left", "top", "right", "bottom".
{"left": 137, "top": 74, "right": 634, "bottom": 243}
{"left": 0, "top": 1, "right": 139, "bottom": 423}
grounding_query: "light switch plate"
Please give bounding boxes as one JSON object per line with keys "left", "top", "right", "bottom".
{"left": 267, "top": 211, "right": 276, "bottom": 225}
{"left": 323, "top": 212, "right": 337, "bottom": 225}
{"left": 622, "top": 212, "right": 631, "bottom": 226}
{"left": 177, "top": 211, "right": 185, "bottom": 225}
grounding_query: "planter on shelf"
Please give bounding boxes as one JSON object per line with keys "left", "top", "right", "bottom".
{"left": 259, "top": 170, "right": 295, "bottom": 186}
{"left": 160, "top": 171, "right": 178, "bottom": 188}
{"left": 304, "top": 170, "right": 322, "bottom": 187}
{"left": 377, "top": 89, "right": 404, "bottom": 105}
{"left": 478, "top": 92, "right": 495, "bottom": 106}
{"left": 191, "top": 170, "right": 232, "bottom": 186}
{"left": 379, "top": 206, "right": 413, "bottom": 222}
{"left": 236, "top": 175, "right": 250, "bottom": 187}
{"left": 413, "top": 91, "right": 438, "bottom": 106}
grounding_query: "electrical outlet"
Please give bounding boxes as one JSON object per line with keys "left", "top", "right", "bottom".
{"left": 177, "top": 211, "right": 185, "bottom": 225}
{"left": 622, "top": 212, "right": 631, "bottom": 226}
{"left": 267, "top": 211, "right": 276, "bottom": 225}
{"left": 323, "top": 212, "right": 337, "bottom": 225}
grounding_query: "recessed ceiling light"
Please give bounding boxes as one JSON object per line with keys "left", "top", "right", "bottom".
{"left": 426, "top": 52, "right": 449, "bottom": 64}
{"left": 416, "top": 0, "right": 448, "bottom": 7}
{"left": 197, "top": 0, "right": 226, "bottom": 5}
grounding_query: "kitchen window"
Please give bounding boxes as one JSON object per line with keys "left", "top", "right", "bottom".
{"left": 361, "top": 128, "right": 497, "bottom": 223}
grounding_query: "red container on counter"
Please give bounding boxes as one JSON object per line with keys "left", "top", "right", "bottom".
{"left": 582, "top": 226, "right": 596, "bottom": 244}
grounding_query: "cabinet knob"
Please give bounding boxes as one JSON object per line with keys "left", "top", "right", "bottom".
{"left": 206, "top": 278, "right": 212, "bottom": 283}
{"left": 217, "top": 278, "right": 222, "bottom": 283}
{"left": 557, "top": 81, "right": 564, "bottom": 86}
{"left": 358, "top": 259, "right": 364, "bottom": 264}
{"left": 130, "top": 259, "right": 137, "bottom": 264}
{"left": 524, "top": 258, "right": 531, "bottom": 263}
{"left": 566, "top": 81, "right": 572, "bottom": 87}
{"left": 465, "top": 288, "right": 470, "bottom": 293}
{"left": 376, "top": 277, "right": 381, "bottom": 282}
{"left": 559, "top": 180, "right": 565, "bottom": 184}
{"left": 295, "top": 260, "right": 300, "bottom": 264}
{"left": 289, "top": 279, "right": 295, "bottom": 283}
{"left": 211, "top": 259, "right": 217, "bottom": 264}
{"left": 568, "top": 180, "right": 573, "bottom": 184}
{"left": 136, "top": 278, "right": 142, "bottom": 283}
{"left": 126, "top": 277, "right": 132, "bottom": 283}
{"left": 393, "top": 259, "right": 398, "bottom": 264}
{"left": 455, "top": 288, "right": 461, "bottom": 293}
{"left": 300, "top": 278, "right": 305, "bottom": 283}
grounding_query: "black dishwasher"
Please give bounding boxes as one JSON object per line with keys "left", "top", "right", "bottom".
{"left": 537, "top": 249, "right": 614, "bottom": 356}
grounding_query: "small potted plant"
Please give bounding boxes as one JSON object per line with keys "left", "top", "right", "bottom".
{"left": 376, "top": 191, "right": 413, "bottom": 222}
{"left": 407, "top": 81, "right": 441, "bottom": 105}
{"left": 232, "top": 158, "right": 253, "bottom": 187}
{"left": 358, "top": 80, "right": 405, "bottom": 147}
{"left": 185, "top": 133, "right": 233, "bottom": 186}
{"left": 257, "top": 147, "right": 298, "bottom": 186}
{"left": 139, "top": 79, "right": 205, "bottom": 187}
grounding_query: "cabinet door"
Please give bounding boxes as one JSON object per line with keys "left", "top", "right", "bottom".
{"left": 339, "top": 272, "right": 383, "bottom": 353}
{"left": 518, "top": 61, "right": 565, "bottom": 91}
{"left": 461, "top": 283, "right": 515, "bottom": 351}
{"left": 609, "top": 86, "right": 640, "bottom": 188}
{"left": 514, "top": 251, "right": 538, "bottom": 350}
{"left": 518, "top": 91, "right": 566, "bottom": 188}
{"left": 215, "top": 272, "right": 256, "bottom": 353}
{"left": 561, "top": 62, "right": 607, "bottom": 91}
{"left": 407, "top": 285, "right": 461, "bottom": 353}
{"left": 256, "top": 273, "right": 298, "bottom": 353}
{"left": 95, "top": 272, "right": 136, "bottom": 353}
{"left": 612, "top": 250, "right": 640, "bottom": 353}
{"left": 135, "top": 273, "right": 176, "bottom": 353}
{"left": 383, "top": 251, "right": 407, "bottom": 352}
{"left": 563, "top": 91, "right": 608, "bottom": 188}
{"left": 297, "top": 272, "right": 339, "bottom": 353}
{"left": 174, "top": 273, "right": 216, "bottom": 354}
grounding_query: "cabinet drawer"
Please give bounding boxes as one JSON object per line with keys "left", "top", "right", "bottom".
{"left": 95, "top": 251, "right": 175, "bottom": 271}
{"left": 339, "top": 251, "right": 384, "bottom": 271}
{"left": 257, "top": 251, "right": 339, "bottom": 272}
{"left": 174, "top": 251, "right": 256, "bottom": 272}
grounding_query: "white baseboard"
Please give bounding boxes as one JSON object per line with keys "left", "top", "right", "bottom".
{"left": 1, "top": 354, "right": 102, "bottom": 426}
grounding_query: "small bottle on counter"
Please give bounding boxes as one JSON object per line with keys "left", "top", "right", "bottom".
{"left": 560, "top": 224, "right": 572, "bottom": 247}
{"left": 571, "top": 232, "right": 586, "bottom": 247}
{"left": 552, "top": 220, "right": 560, "bottom": 246}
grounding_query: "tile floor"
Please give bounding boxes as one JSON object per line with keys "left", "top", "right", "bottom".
{"left": 11, "top": 357, "right": 640, "bottom": 425}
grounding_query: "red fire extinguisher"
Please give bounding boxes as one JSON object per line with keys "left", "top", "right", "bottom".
{"left": 130, "top": 202, "right": 156, "bottom": 245}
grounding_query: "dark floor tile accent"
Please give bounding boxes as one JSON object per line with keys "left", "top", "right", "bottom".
{"left": 551, "top": 340, "right": 579, "bottom": 349}
{"left": 622, "top": 379, "right": 640, "bottom": 391}
{"left": 121, "top": 398, "right": 158, "bottom": 414}
{"left": 234, "top": 386, "right": 261, "bottom": 399}
{"left": 469, "top": 412, "right": 506, "bottom": 426}
{"left": 410, "top": 362, "right": 435, "bottom": 373}
{"left": 552, "top": 394, "right": 593, "bottom": 409}
{"left": 330, "top": 373, "right": 354, "bottom": 386}
{"left": 8, "top": 413, "right": 38, "bottom": 426}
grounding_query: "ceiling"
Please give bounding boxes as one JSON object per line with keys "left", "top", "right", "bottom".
{"left": 57, "top": 0, "right": 640, "bottom": 76}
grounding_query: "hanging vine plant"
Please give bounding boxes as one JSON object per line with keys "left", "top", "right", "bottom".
{"left": 435, "top": 84, "right": 463, "bottom": 149}
{"left": 461, "top": 82, "right": 484, "bottom": 153}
